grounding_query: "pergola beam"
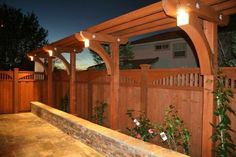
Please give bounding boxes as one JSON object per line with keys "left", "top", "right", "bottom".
{"left": 222, "top": 7, "right": 236, "bottom": 15}
{"left": 212, "top": 0, "right": 236, "bottom": 11}
{"left": 77, "top": 31, "right": 128, "bottom": 44}
{"left": 100, "top": 12, "right": 169, "bottom": 34}
{"left": 121, "top": 22, "right": 176, "bottom": 38}
{"left": 113, "top": 18, "right": 175, "bottom": 36}
{"left": 201, "top": 0, "right": 227, "bottom": 6}
{"left": 162, "top": 0, "right": 229, "bottom": 26}
{"left": 86, "top": 2, "right": 163, "bottom": 33}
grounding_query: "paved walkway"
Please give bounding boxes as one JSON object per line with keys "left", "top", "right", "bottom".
{"left": 0, "top": 113, "right": 104, "bottom": 157}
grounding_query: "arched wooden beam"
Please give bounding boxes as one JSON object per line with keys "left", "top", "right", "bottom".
{"left": 180, "top": 13, "right": 213, "bottom": 75}
{"left": 88, "top": 40, "right": 112, "bottom": 75}
{"left": 54, "top": 53, "right": 70, "bottom": 75}
{"left": 162, "top": 0, "right": 214, "bottom": 75}
{"left": 34, "top": 56, "right": 48, "bottom": 75}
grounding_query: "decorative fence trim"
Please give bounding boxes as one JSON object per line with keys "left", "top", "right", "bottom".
{"left": 0, "top": 72, "right": 13, "bottom": 80}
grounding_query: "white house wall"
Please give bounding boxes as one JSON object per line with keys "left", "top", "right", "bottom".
{"left": 132, "top": 38, "right": 199, "bottom": 68}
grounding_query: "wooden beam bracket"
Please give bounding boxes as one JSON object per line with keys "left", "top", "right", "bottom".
{"left": 88, "top": 40, "right": 112, "bottom": 75}
{"left": 53, "top": 53, "right": 70, "bottom": 75}
{"left": 179, "top": 13, "right": 213, "bottom": 75}
{"left": 34, "top": 56, "right": 48, "bottom": 75}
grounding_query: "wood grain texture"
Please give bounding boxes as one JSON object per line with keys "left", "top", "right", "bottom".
{"left": 0, "top": 67, "right": 236, "bottom": 157}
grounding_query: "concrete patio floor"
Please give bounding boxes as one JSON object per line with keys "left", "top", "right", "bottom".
{"left": 0, "top": 113, "right": 104, "bottom": 157}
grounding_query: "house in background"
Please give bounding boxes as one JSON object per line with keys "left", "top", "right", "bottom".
{"left": 131, "top": 30, "right": 199, "bottom": 69}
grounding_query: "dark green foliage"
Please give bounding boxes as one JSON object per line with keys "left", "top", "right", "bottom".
{"left": 126, "top": 110, "right": 158, "bottom": 142}
{"left": 227, "top": 32, "right": 236, "bottom": 66}
{"left": 212, "top": 72, "right": 236, "bottom": 157}
{"left": 92, "top": 102, "right": 107, "bottom": 125}
{"left": 218, "top": 31, "right": 236, "bottom": 67}
{"left": 156, "top": 105, "right": 190, "bottom": 155}
{"left": 60, "top": 93, "right": 69, "bottom": 112}
{"left": 0, "top": 3, "right": 48, "bottom": 70}
{"left": 119, "top": 43, "right": 134, "bottom": 69}
{"left": 91, "top": 43, "right": 134, "bottom": 70}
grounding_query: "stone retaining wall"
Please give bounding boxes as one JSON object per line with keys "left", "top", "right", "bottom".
{"left": 31, "top": 101, "right": 188, "bottom": 157}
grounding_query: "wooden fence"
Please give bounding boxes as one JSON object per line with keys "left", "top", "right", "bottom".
{"left": 0, "top": 67, "right": 235, "bottom": 157}
{"left": 0, "top": 68, "right": 45, "bottom": 113}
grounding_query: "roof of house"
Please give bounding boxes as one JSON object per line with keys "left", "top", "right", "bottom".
{"left": 131, "top": 30, "right": 190, "bottom": 45}
{"left": 88, "top": 57, "right": 159, "bottom": 70}
{"left": 123, "top": 57, "right": 159, "bottom": 69}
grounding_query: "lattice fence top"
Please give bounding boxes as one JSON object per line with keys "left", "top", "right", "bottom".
{"left": 18, "top": 72, "right": 45, "bottom": 81}
{"left": 0, "top": 72, "right": 13, "bottom": 81}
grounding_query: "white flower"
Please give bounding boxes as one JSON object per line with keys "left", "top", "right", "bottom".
{"left": 136, "top": 121, "right": 140, "bottom": 126}
{"left": 160, "top": 132, "right": 167, "bottom": 141}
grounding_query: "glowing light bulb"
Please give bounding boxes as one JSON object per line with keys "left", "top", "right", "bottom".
{"left": 48, "top": 50, "right": 53, "bottom": 56}
{"left": 177, "top": 8, "right": 189, "bottom": 26}
{"left": 84, "top": 39, "right": 90, "bottom": 48}
{"left": 29, "top": 56, "right": 34, "bottom": 61}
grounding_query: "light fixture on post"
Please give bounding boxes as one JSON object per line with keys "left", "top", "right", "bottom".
{"left": 29, "top": 56, "right": 34, "bottom": 61}
{"left": 84, "top": 39, "right": 90, "bottom": 48}
{"left": 177, "top": 8, "right": 189, "bottom": 26}
{"left": 47, "top": 50, "right": 53, "bottom": 57}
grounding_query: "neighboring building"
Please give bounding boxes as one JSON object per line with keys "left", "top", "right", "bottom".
{"left": 131, "top": 30, "right": 199, "bottom": 69}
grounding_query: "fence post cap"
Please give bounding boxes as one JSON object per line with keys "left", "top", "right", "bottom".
{"left": 140, "top": 64, "right": 151, "bottom": 70}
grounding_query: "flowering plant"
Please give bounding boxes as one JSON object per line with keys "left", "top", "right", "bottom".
{"left": 156, "top": 105, "right": 190, "bottom": 155}
{"left": 126, "top": 110, "right": 157, "bottom": 142}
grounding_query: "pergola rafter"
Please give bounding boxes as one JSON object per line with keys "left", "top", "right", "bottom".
{"left": 28, "top": 1, "right": 236, "bottom": 156}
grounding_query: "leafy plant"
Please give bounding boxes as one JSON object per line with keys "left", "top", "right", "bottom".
{"left": 60, "top": 93, "right": 69, "bottom": 112}
{"left": 156, "top": 105, "right": 190, "bottom": 155}
{"left": 218, "top": 31, "right": 236, "bottom": 67}
{"left": 92, "top": 102, "right": 107, "bottom": 125}
{"left": 211, "top": 72, "right": 236, "bottom": 156}
{"left": 228, "top": 32, "right": 236, "bottom": 66}
{"left": 126, "top": 110, "right": 158, "bottom": 142}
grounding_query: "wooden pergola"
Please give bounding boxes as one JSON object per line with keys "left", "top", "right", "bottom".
{"left": 28, "top": 0, "right": 236, "bottom": 156}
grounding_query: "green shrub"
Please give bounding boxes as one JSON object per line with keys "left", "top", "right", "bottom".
{"left": 92, "top": 102, "right": 107, "bottom": 125}
{"left": 156, "top": 105, "right": 190, "bottom": 155}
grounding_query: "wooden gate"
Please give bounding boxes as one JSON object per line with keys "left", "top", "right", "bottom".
{"left": 0, "top": 68, "right": 45, "bottom": 114}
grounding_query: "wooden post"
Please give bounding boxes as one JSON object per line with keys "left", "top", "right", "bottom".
{"left": 13, "top": 68, "right": 19, "bottom": 113}
{"left": 110, "top": 43, "right": 119, "bottom": 129}
{"left": 87, "top": 69, "right": 93, "bottom": 120}
{"left": 140, "top": 64, "right": 150, "bottom": 114}
{"left": 47, "top": 57, "right": 53, "bottom": 106}
{"left": 201, "top": 21, "right": 218, "bottom": 157}
{"left": 69, "top": 51, "right": 76, "bottom": 114}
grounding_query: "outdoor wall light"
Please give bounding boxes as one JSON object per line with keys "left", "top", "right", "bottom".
{"left": 84, "top": 39, "right": 90, "bottom": 48}
{"left": 29, "top": 56, "right": 34, "bottom": 61}
{"left": 177, "top": 8, "right": 189, "bottom": 26}
{"left": 47, "top": 50, "right": 53, "bottom": 57}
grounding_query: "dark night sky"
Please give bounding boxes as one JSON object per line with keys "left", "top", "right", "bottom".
{"left": 0, "top": 0, "right": 161, "bottom": 69}
{"left": 0, "top": 0, "right": 159, "bottom": 42}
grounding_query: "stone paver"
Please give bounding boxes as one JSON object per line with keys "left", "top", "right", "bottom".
{"left": 0, "top": 113, "right": 104, "bottom": 157}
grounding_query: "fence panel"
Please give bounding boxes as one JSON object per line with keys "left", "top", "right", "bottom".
{"left": 0, "top": 71, "right": 13, "bottom": 113}
{"left": 1, "top": 67, "right": 235, "bottom": 157}
{"left": 18, "top": 71, "right": 45, "bottom": 112}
